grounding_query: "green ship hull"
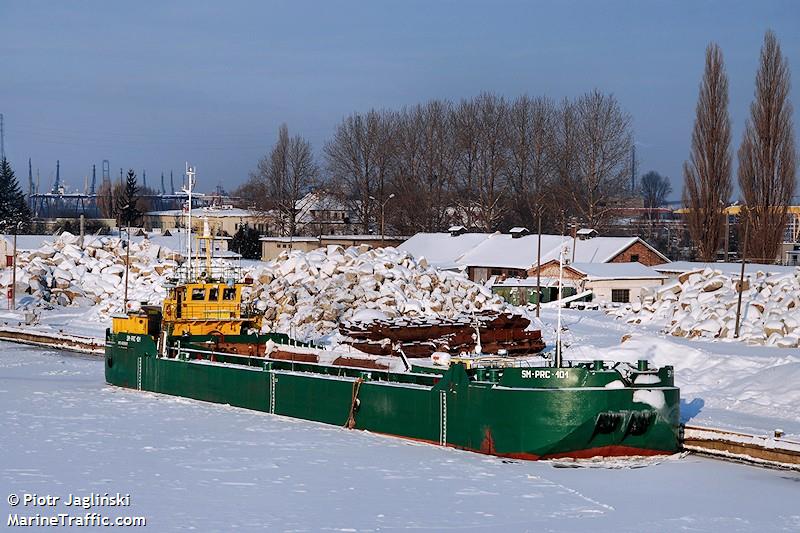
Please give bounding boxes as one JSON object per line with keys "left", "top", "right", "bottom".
{"left": 105, "top": 331, "right": 680, "bottom": 460}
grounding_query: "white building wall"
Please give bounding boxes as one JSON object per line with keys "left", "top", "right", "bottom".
{"left": 585, "top": 278, "right": 665, "bottom": 304}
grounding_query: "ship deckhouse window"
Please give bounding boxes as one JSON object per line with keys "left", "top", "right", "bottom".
{"left": 191, "top": 288, "right": 206, "bottom": 301}
{"left": 209, "top": 287, "right": 219, "bottom": 301}
{"left": 222, "top": 288, "right": 236, "bottom": 301}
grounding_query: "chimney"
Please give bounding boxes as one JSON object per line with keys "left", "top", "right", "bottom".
{"left": 510, "top": 227, "right": 530, "bottom": 239}
{"left": 448, "top": 225, "right": 467, "bottom": 237}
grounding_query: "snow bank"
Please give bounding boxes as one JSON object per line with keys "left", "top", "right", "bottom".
{"left": 608, "top": 267, "right": 800, "bottom": 347}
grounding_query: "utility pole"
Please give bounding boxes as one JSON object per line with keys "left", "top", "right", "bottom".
{"left": 369, "top": 193, "right": 395, "bottom": 243}
{"left": 0, "top": 113, "right": 5, "bottom": 161}
{"left": 535, "top": 208, "right": 542, "bottom": 318}
{"left": 11, "top": 223, "right": 19, "bottom": 311}
{"left": 734, "top": 212, "right": 749, "bottom": 338}
{"left": 571, "top": 218, "right": 577, "bottom": 263}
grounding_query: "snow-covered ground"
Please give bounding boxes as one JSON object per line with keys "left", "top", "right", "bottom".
{"left": 1, "top": 343, "right": 798, "bottom": 532}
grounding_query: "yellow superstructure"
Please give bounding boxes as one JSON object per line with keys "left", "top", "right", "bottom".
{"left": 161, "top": 280, "right": 261, "bottom": 336}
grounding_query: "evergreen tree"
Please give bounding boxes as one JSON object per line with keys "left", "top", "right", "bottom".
{"left": 230, "top": 226, "right": 262, "bottom": 259}
{"left": 117, "top": 169, "right": 141, "bottom": 227}
{"left": 0, "top": 158, "right": 33, "bottom": 231}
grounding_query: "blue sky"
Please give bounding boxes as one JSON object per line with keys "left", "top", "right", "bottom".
{"left": 2, "top": 1, "right": 798, "bottom": 198}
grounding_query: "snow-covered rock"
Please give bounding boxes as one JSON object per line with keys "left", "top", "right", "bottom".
{"left": 608, "top": 267, "right": 800, "bottom": 347}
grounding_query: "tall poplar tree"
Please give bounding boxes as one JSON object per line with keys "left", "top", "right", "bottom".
{"left": 683, "top": 43, "right": 732, "bottom": 261}
{"left": 738, "top": 30, "right": 797, "bottom": 263}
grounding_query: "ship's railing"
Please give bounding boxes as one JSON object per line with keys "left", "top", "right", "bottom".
{"left": 171, "top": 263, "right": 245, "bottom": 284}
{"left": 164, "top": 344, "right": 442, "bottom": 386}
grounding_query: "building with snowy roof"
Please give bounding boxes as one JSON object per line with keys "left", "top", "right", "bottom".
{"left": 495, "top": 261, "right": 667, "bottom": 305}
{"left": 399, "top": 229, "right": 669, "bottom": 283}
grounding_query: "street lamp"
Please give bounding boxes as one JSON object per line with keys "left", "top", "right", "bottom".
{"left": 368, "top": 193, "right": 396, "bottom": 243}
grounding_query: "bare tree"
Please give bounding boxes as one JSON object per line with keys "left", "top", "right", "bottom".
{"left": 559, "top": 90, "right": 633, "bottom": 229}
{"left": 552, "top": 98, "right": 579, "bottom": 231}
{"left": 640, "top": 171, "right": 672, "bottom": 218}
{"left": 245, "top": 124, "right": 317, "bottom": 236}
{"left": 738, "top": 30, "right": 797, "bottom": 263}
{"left": 391, "top": 101, "right": 456, "bottom": 233}
{"left": 507, "top": 95, "right": 555, "bottom": 229}
{"left": 473, "top": 93, "right": 509, "bottom": 231}
{"left": 453, "top": 98, "right": 481, "bottom": 228}
{"left": 96, "top": 179, "right": 125, "bottom": 220}
{"left": 683, "top": 43, "right": 732, "bottom": 261}
{"left": 325, "top": 110, "right": 388, "bottom": 234}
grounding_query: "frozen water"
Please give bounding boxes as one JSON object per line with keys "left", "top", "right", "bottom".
{"left": 1, "top": 342, "right": 799, "bottom": 532}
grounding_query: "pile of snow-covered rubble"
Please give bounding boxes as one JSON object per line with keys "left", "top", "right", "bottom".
{"left": 246, "top": 244, "right": 510, "bottom": 341}
{"left": 0, "top": 232, "right": 177, "bottom": 318}
{"left": 608, "top": 267, "right": 800, "bottom": 347}
{"left": 1, "top": 233, "right": 513, "bottom": 341}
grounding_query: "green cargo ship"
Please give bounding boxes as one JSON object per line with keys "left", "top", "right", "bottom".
{"left": 105, "top": 168, "right": 679, "bottom": 459}
{"left": 105, "top": 328, "right": 679, "bottom": 459}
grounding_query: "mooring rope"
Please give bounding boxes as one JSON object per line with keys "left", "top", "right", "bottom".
{"left": 345, "top": 377, "right": 364, "bottom": 429}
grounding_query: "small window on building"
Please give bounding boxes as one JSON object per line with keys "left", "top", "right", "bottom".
{"left": 208, "top": 287, "right": 219, "bottom": 301}
{"left": 630, "top": 254, "right": 640, "bottom": 262}
{"left": 491, "top": 269, "right": 503, "bottom": 276}
{"left": 191, "top": 288, "right": 206, "bottom": 301}
{"left": 612, "top": 289, "right": 630, "bottom": 303}
{"left": 222, "top": 288, "right": 236, "bottom": 301}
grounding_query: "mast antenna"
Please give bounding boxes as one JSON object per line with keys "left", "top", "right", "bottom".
{"left": 183, "top": 162, "right": 196, "bottom": 280}
{"left": 555, "top": 242, "right": 568, "bottom": 367}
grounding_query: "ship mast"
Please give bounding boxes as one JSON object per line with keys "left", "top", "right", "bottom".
{"left": 555, "top": 242, "right": 568, "bottom": 367}
{"left": 183, "top": 163, "right": 195, "bottom": 280}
